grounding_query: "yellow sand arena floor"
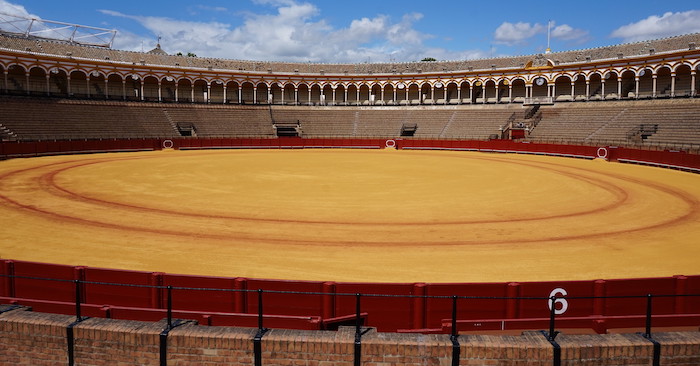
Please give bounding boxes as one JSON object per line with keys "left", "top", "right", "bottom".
{"left": 0, "top": 149, "right": 698, "bottom": 283}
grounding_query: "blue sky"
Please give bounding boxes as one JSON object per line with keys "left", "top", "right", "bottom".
{"left": 1, "top": 0, "right": 699, "bottom": 63}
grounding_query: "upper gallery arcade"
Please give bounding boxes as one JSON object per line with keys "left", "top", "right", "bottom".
{"left": 0, "top": 31, "right": 699, "bottom": 106}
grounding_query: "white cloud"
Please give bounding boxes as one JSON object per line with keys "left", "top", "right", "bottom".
{"left": 610, "top": 10, "right": 700, "bottom": 42}
{"left": 0, "top": 0, "right": 33, "bottom": 17}
{"left": 551, "top": 24, "right": 589, "bottom": 43}
{"left": 493, "top": 22, "right": 545, "bottom": 45}
{"left": 97, "top": 1, "right": 456, "bottom": 63}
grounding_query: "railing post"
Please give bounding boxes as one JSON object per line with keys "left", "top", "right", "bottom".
{"left": 450, "top": 295, "right": 460, "bottom": 366}
{"left": 74, "top": 280, "right": 82, "bottom": 322}
{"left": 253, "top": 289, "right": 269, "bottom": 366}
{"left": 644, "top": 294, "right": 653, "bottom": 338}
{"left": 166, "top": 286, "right": 173, "bottom": 329}
{"left": 548, "top": 295, "right": 557, "bottom": 341}
{"left": 258, "top": 289, "right": 264, "bottom": 331}
{"left": 354, "top": 293, "right": 362, "bottom": 366}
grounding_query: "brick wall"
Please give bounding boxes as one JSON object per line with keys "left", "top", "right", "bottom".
{"left": 1, "top": 305, "right": 699, "bottom": 365}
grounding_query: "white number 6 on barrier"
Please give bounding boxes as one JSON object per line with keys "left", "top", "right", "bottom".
{"left": 548, "top": 288, "right": 568, "bottom": 315}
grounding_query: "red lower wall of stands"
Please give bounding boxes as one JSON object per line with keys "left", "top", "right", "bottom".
{"left": 1, "top": 259, "right": 699, "bottom": 333}
{"left": 2, "top": 137, "right": 699, "bottom": 172}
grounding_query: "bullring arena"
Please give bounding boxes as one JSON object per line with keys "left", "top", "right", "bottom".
{"left": 1, "top": 20, "right": 700, "bottom": 365}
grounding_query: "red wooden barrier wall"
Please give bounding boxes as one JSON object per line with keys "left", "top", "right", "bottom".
{"left": 1, "top": 259, "right": 698, "bottom": 333}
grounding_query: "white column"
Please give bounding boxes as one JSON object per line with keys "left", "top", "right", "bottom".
{"left": 617, "top": 78, "right": 622, "bottom": 100}
{"left": 430, "top": 86, "right": 435, "bottom": 104}
{"left": 443, "top": 87, "right": 447, "bottom": 105}
{"left": 295, "top": 87, "right": 299, "bottom": 106}
{"left": 238, "top": 86, "right": 242, "bottom": 104}
{"left": 121, "top": 79, "right": 126, "bottom": 100}
{"left": 585, "top": 81, "right": 590, "bottom": 101}
{"left": 482, "top": 84, "right": 486, "bottom": 104}
{"left": 190, "top": 84, "right": 194, "bottom": 103}
{"left": 86, "top": 76, "right": 91, "bottom": 98}
{"left": 457, "top": 87, "right": 462, "bottom": 104}
{"left": 253, "top": 87, "right": 257, "bottom": 104}
{"left": 158, "top": 81, "right": 162, "bottom": 102}
{"left": 601, "top": 80, "right": 605, "bottom": 100}
{"left": 509, "top": 84, "right": 513, "bottom": 103}
{"left": 652, "top": 75, "right": 657, "bottom": 98}
{"left": 393, "top": 87, "right": 397, "bottom": 105}
{"left": 670, "top": 72, "right": 676, "bottom": 97}
{"left": 140, "top": 82, "right": 145, "bottom": 101}
{"left": 223, "top": 86, "right": 227, "bottom": 104}
{"left": 356, "top": 88, "right": 360, "bottom": 105}
{"left": 309, "top": 88, "right": 312, "bottom": 105}
{"left": 25, "top": 72, "right": 30, "bottom": 95}
{"left": 104, "top": 79, "right": 109, "bottom": 100}
{"left": 691, "top": 71, "right": 697, "bottom": 97}
{"left": 333, "top": 87, "right": 337, "bottom": 105}
{"left": 570, "top": 82, "right": 575, "bottom": 100}
{"left": 635, "top": 77, "right": 640, "bottom": 99}
{"left": 207, "top": 83, "right": 211, "bottom": 103}
{"left": 175, "top": 83, "right": 179, "bottom": 103}
{"left": 469, "top": 85, "right": 473, "bottom": 104}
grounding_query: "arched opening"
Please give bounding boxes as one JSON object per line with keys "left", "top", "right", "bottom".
{"left": 483, "top": 80, "right": 496, "bottom": 103}
{"left": 191, "top": 80, "right": 207, "bottom": 103}
{"left": 335, "top": 84, "right": 347, "bottom": 105}
{"left": 27, "top": 67, "right": 46, "bottom": 96}
{"left": 674, "top": 64, "right": 693, "bottom": 97}
{"left": 370, "top": 84, "right": 381, "bottom": 105}
{"left": 143, "top": 76, "right": 159, "bottom": 102}
{"left": 49, "top": 68, "right": 70, "bottom": 97}
{"left": 446, "top": 82, "right": 458, "bottom": 104}
{"left": 620, "top": 70, "right": 636, "bottom": 99}
{"left": 7, "top": 64, "right": 26, "bottom": 95}
{"left": 126, "top": 75, "right": 142, "bottom": 101}
{"left": 283, "top": 84, "right": 296, "bottom": 105}
{"left": 269, "top": 83, "right": 282, "bottom": 104}
{"left": 70, "top": 70, "right": 88, "bottom": 98}
{"left": 226, "top": 81, "right": 240, "bottom": 104}
{"left": 88, "top": 71, "right": 106, "bottom": 99}
{"left": 0, "top": 64, "right": 5, "bottom": 93}
{"left": 603, "top": 72, "right": 619, "bottom": 100}
{"left": 588, "top": 73, "right": 602, "bottom": 100}
{"left": 510, "top": 79, "right": 526, "bottom": 103}
{"left": 395, "top": 83, "right": 408, "bottom": 105}
{"left": 322, "top": 85, "right": 333, "bottom": 105}
{"left": 638, "top": 68, "right": 654, "bottom": 98}
{"left": 346, "top": 84, "right": 358, "bottom": 105}
{"left": 161, "top": 76, "right": 177, "bottom": 102}
{"left": 255, "top": 83, "right": 268, "bottom": 104}
{"left": 310, "top": 84, "right": 322, "bottom": 105}
{"left": 240, "top": 82, "right": 255, "bottom": 104}
{"left": 655, "top": 66, "right": 672, "bottom": 98}
{"left": 176, "top": 79, "right": 192, "bottom": 103}
{"left": 459, "top": 82, "right": 470, "bottom": 104}
{"left": 554, "top": 75, "right": 572, "bottom": 101}
{"left": 531, "top": 77, "right": 548, "bottom": 99}
{"left": 382, "top": 84, "right": 394, "bottom": 105}
{"left": 420, "top": 83, "right": 431, "bottom": 104}
{"left": 359, "top": 84, "right": 370, "bottom": 105}
{"left": 433, "top": 82, "right": 446, "bottom": 104}
{"left": 472, "top": 81, "right": 483, "bottom": 103}
{"left": 408, "top": 83, "right": 420, "bottom": 105}
{"left": 209, "top": 80, "right": 225, "bottom": 103}
{"left": 298, "top": 84, "right": 310, "bottom": 105}
{"left": 572, "top": 74, "right": 586, "bottom": 101}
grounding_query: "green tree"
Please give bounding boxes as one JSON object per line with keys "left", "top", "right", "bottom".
{"left": 421, "top": 57, "right": 437, "bottom": 62}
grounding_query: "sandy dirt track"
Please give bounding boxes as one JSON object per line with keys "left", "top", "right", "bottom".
{"left": 0, "top": 149, "right": 698, "bottom": 283}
